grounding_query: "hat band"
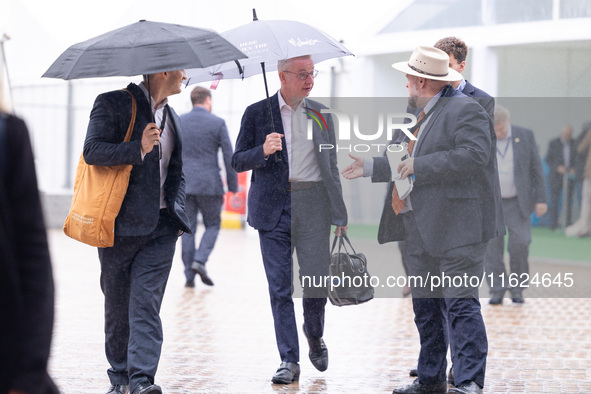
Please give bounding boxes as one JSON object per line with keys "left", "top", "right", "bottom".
{"left": 408, "top": 63, "right": 448, "bottom": 78}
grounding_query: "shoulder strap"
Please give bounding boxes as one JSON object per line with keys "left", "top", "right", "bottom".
{"left": 121, "top": 89, "right": 137, "bottom": 142}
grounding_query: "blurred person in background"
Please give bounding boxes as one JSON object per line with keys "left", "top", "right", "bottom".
{"left": 546, "top": 125, "right": 576, "bottom": 230}
{"left": 179, "top": 86, "right": 237, "bottom": 288}
{"left": 565, "top": 122, "right": 591, "bottom": 237}
{"left": 0, "top": 71, "right": 59, "bottom": 393}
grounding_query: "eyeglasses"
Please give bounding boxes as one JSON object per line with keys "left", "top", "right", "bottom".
{"left": 283, "top": 70, "right": 319, "bottom": 80}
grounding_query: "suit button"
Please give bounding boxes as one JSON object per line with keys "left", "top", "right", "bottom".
{"left": 154, "top": 157, "right": 158, "bottom": 162}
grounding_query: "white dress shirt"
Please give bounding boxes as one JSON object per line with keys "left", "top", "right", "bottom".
{"left": 139, "top": 82, "right": 175, "bottom": 208}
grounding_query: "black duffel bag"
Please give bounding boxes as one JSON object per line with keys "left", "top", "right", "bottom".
{"left": 328, "top": 233, "right": 374, "bottom": 306}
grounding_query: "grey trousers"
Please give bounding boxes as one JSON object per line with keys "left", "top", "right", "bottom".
{"left": 484, "top": 197, "right": 531, "bottom": 297}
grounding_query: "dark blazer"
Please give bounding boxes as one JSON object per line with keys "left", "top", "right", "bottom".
{"left": 509, "top": 125, "right": 547, "bottom": 217}
{"left": 232, "top": 93, "right": 347, "bottom": 231}
{"left": 373, "top": 89, "right": 500, "bottom": 254}
{"left": 463, "top": 80, "right": 494, "bottom": 120}
{"left": 83, "top": 83, "right": 191, "bottom": 236}
{"left": 0, "top": 114, "right": 58, "bottom": 393}
{"left": 546, "top": 136, "right": 576, "bottom": 189}
{"left": 180, "top": 107, "right": 238, "bottom": 196}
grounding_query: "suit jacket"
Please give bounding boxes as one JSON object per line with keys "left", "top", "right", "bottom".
{"left": 508, "top": 125, "right": 547, "bottom": 217}
{"left": 232, "top": 93, "right": 347, "bottom": 231}
{"left": 546, "top": 136, "right": 576, "bottom": 189}
{"left": 463, "top": 80, "right": 494, "bottom": 120}
{"left": 462, "top": 80, "right": 505, "bottom": 237}
{"left": 83, "top": 82, "right": 191, "bottom": 236}
{"left": 374, "top": 88, "right": 500, "bottom": 254}
{"left": 180, "top": 107, "right": 238, "bottom": 196}
{"left": 0, "top": 114, "right": 57, "bottom": 393}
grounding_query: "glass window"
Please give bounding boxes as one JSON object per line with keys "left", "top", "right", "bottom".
{"left": 560, "top": 0, "right": 591, "bottom": 18}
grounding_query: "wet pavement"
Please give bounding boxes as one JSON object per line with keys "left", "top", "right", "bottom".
{"left": 47, "top": 227, "right": 591, "bottom": 393}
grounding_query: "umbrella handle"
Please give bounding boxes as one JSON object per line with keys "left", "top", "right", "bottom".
{"left": 261, "top": 62, "right": 282, "bottom": 162}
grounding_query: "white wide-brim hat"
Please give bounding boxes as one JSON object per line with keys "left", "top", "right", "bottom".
{"left": 392, "top": 46, "right": 462, "bottom": 82}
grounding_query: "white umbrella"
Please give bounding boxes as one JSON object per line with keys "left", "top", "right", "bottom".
{"left": 185, "top": 9, "right": 353, "bottom": 87}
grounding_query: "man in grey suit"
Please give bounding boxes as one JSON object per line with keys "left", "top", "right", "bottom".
{"left": 232, "top": 55, "right": 347, "bottom": 384}
{"left": 343, "top": 46, "right": 500, "bottom": 394}
{"left": 180, "top": 86, "right": 238, "bottom": 287}
{"left": 485, "top": 105, "right": 547, "bottom": 305}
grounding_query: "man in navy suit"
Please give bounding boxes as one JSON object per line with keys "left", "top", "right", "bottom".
{"left": 232, "top": 55, "right": 347, "bottom": 384}
{"left": 485, "top": 106, "right": 547, "bottom": 305}
{"left": 180, "top": 86, "right": 238, "bottom": 287}
{"left": 84, "top": 71, "right": 191, "bottom": 394}
{"left": 343, "top": 46, "right": 501, "bottom": 394}
{"left": 434, "top": 37, "right": 494, "bottom": 119}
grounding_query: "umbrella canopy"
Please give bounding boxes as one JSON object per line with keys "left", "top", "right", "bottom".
{"left": 185, "top": 9, "right": 353, "bottom": 85}
{"left": 42, "top": 20, "right": 247, "bottom": 80}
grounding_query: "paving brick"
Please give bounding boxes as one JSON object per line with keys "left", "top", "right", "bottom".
{"left": 47, "top": 228, "right": 591, "bottom": 393}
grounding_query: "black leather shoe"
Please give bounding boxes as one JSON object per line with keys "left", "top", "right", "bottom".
{"left": 303, "top": 325, "right": 328, "bottom": 371}
{"left": 448, "top": 381, "right": 483, "bottom": 394}
{"left": 272, "top": 362, "right": 300, "bottom": 384}
{"left": 191, "top": 261, "right": 214, "bottom": 286}
{"left": 489, "top": 296, "right": 503, "bottom": 305}
{"left": 393, "top": 379, "right": 447, "bottom": 393}
{"left": 106, "top": 385, "right": 129, "bottom": 394}
{"left": 131, "top": 382, "right": 162, "bottom": 394}
{"left": 185, "top": 279, "right": 195, "bottom": 288}
{"left": 512, "top": 296, "right": 525, "bottom": 304}
{"left": 409, "top": 366, "right": 418, "bottom": 377}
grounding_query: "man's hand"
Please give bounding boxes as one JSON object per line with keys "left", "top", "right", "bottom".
{"left": 341, "top": 154, "right": 364, "bottom": 180}
{"left": 397, "top": 157, "right": 415, "bottom": 180}
{"left": 535, "top": 203, "right": 548, "bottom": 218}
{"left": 334, "top": 225, "right": 348, "bottom": 236}
{"left": 141, "top": 122, "right": 161, "bottom": 155}
{"left": 263, "top": 132, "right": 284, "bottom": 157}
{"left": 557, "top": 164, "right": 566, "bottom": 175}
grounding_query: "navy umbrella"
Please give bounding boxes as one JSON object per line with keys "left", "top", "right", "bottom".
{"left": 42, "top": 20, "right": 247, "bottom": 80}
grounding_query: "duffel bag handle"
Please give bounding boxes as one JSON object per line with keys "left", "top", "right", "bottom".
{"left": 330, "top": 233, "right": 358, "bottom": 255}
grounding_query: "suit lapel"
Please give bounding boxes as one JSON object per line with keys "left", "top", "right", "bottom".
{"left": 413, "top": 99, "right": 447, "bottom": 155}
{"left": 512, "top": 127, "right": 524, "bottom": 177}
{"left": 269, "top": 94, "right": 288, "bottom": 162}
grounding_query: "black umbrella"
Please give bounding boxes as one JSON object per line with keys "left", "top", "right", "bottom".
{"left": 42, "top": 20, "right": 247, "bottom": 80}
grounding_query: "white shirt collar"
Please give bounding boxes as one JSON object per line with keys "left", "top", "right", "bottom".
{"left": 139, "top": 82, "right": 169, "bottom": 110}
{"left": 278, "top": 90, "right": 305, "bottom": 111}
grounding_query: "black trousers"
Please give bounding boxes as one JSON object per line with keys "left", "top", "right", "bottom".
{"left": 98, "top": 210, "right": 178, "bottom": 391}
{"left": 402, "top": 211, "right": 488, "bottom": 388}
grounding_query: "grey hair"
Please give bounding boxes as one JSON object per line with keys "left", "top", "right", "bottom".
{"left": 494, "top": 105, "right": 511, "bottom": 126}
{"left": 277, "top": 55, "right": 313, "bottom": 72}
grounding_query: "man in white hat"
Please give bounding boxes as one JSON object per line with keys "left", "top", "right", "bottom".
{"left": 342, "top": 46, "right": 501, "bottom": 394}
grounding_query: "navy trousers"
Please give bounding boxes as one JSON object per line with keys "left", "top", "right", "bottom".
{"left": 181, "top": 194, "right": 224, "bottom": 281}
{"left": 98, "top": 210, "right": 178, "bottom": 391}
{"left": 402, "top": 211, "right": 488, "bottom": 388}
{"left": 258, "top": 185, "right": 331, "bottom": 363}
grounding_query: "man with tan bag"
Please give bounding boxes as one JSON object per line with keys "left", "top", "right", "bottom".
{"left": 82, "top": 70, "right": 191, "bottom": 394}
